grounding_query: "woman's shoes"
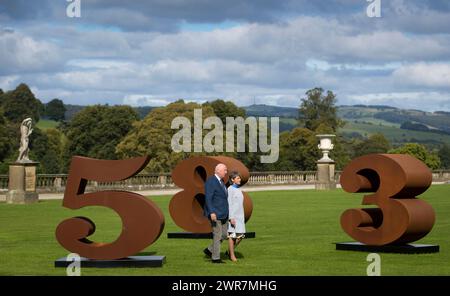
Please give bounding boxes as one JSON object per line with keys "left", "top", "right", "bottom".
{"left": 225, "top": 250, "right": 238, "bottom": 262}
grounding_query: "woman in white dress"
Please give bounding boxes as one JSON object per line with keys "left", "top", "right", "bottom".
{"left": 227, "top": 171, "right": 246, "bottom": 262}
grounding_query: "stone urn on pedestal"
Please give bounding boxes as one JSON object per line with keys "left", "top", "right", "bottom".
{"left": 315, "top": 134, "right": 336, "bottom": 190}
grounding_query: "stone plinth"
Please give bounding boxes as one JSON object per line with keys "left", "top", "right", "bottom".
{"left": 6, "top": 162, "right": 39, "bottom": 204}
{"left": 315, "top": 160, "right": 336, "bottom": 190}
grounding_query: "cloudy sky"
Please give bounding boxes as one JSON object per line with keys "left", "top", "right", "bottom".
{"left": 1, "top": 0, "right": 450, "bottom": 111}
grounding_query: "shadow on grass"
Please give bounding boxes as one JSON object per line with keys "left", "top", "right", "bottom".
{"left": 200, "top": 250, "right": 246, "bottom": 261}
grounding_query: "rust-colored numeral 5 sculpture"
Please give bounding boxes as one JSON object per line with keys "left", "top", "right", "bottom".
{"left": 170, "top": 156, "right": 253, "bottom": 233}
{"left": 340, "top": 154, "right": 435, "bottom": 246}
{"left": 55, "top": 156, "right": 165, "bottom": 260}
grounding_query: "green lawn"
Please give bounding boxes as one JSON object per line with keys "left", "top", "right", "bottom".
{"left": 1, "top": 185, "right": 449, "bottom": 275}
{"left": 36, "top": 119, "right": 58, "bottom": 130}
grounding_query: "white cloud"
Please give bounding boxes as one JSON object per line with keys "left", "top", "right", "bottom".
{"left": 123, "top": 94, "right": 170, "bottom": 107}
{"left": 306, "top": 59, "right": 402, "bottom": 71}
{"left": 66, "top": 59, "right": 133, "bottom": 69}
{"left": 0, "top": 75, "right": 19, "bottom": 90}
{"left": 328, "top": 31, "right": 448, "bottom": 62}
{"left": 392, "top": 62, "right": 450, "bottom": 88}
{"left": 0, "top": 29, "right": 63, "bottom": 75}
{"left": 2, "top": 11, "right": 450, "bottom": 111}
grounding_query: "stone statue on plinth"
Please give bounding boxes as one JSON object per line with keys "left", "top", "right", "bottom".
{"left": 6, "top": 118, "right": 39, "bottom": 204}
{"left": 17, "top": 118, "right": 33, "bottom": 163}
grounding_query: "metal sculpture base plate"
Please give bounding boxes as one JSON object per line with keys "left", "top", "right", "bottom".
{"left": 55, "top": 255, "right": 166, "bottom": 268}
{"left": 167, "top": 232, "right": 256, "bottom": 239}
{"left": 335, "top": 242, "right": 439, "bottom": 254}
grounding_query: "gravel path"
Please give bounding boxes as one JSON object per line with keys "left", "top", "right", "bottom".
{"left": 0, "top": 184, "right": 332, "bottom": 201}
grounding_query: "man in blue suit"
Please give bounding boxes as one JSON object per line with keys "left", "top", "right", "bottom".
{"left": 203, "top": 163, "right": 229, "bottom": 263}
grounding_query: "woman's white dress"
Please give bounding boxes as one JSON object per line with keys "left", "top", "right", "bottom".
{"left": 227, "top": 186, "right": 246, "bottom": 235}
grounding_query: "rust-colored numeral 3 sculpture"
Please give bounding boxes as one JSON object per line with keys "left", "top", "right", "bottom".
{"left": 340, "top": 154, "right": 435, "bottom": 246}
{"left": 55, "top": 156, "right": 165, "bottom": 260}
{"left": 170, "top": 156, "right": 253, "bottom": 233}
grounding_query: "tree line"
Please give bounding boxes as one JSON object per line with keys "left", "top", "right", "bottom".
{"left": 0, "top": 83, "right": 449, "bottom": 174}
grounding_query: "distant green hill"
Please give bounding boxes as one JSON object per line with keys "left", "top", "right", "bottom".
{"left": 244, "top": 104, "right": 298, "bottom": 118}
{"left": 242, "top": 104, "right": 450, "bottom": 146}
{"left": 340, "top": 121, "right": 450, "bottom": 146}
{"left": 337, "top": 105, "right": 450, "bottom": 134}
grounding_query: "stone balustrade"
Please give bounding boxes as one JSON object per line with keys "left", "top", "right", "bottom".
{"left": 0, "top": 170, "right": 449, "bottom": 193}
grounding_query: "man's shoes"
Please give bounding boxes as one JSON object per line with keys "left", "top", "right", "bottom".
{"left": 203, "top": 248, "right": 212, "bottom": 257}
{"left": 212, "top": 259, "right": 225, "bottom": 264}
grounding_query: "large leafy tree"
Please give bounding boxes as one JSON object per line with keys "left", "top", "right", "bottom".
{"left": 298, "top": 87, "right": 344, "bottom": 132}
{"left": 0, "top": 83, "right": 43, "bottom": 123}
{"left": 274, "top": 128, "right": 320, "bottom": 171}
{"left": 44, "top": 129, "right": 65, "bottom": 173}
{"left": 63, "top": 105, "right": 139, "bottom": 169}
{"left": 26, "top": 128, "right": 58, "bottom": 173}
{"left": 202, "top": 100, "right": 272, "bottom": 171}
{"left": 44, "top": 98, "right": 66, "bottom": 121}
{"left": 246, "top": 88, "right": 351, "bottom": 172}
{"left": 352, "top": 133, "right": 391, "bottom": 158}
{"left": 438, "top": 144, "right": 450, "bottom": 169}
{"left": 202, "top": 99, "right": 246, "bottom": 122}
{"left": 0, "top": 109, "right": 13, "bottom": 162}
{"left": 389, "top": 143, "right": 441, "bottom": 170}
{"left": 117, "top": 100, "right": 217, "bottom": 173}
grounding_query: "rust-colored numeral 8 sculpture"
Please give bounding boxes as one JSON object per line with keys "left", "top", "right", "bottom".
{"left": 55, "top": 156, "right": 165, "bottom": 260}
{"left": 170, "top": 156, "right": 253, "bottom": 233}
{"left": 340, "top": 154, "right": 435, "bottom": 246}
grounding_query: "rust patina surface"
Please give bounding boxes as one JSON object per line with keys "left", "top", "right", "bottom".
{"left": 170, "top": 156, "right": 253, "bottom": 233}
{"left": 340, "top": 154, "right": 435, "bottom": 246}
{"left": 56, "top": 156, "right": 165, "bottom": 260}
